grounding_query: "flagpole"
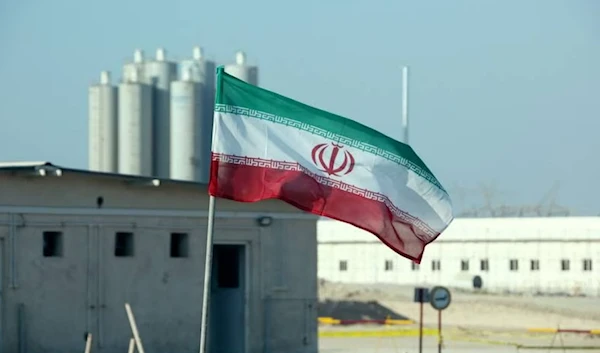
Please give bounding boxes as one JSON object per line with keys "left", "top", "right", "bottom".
{"left": 402, "top": 65, "right": 409, "bottom": 145}
{"left": 199, "top": 195, "right": 216, "bottom": 353}
{"left": 199, "top": 66, "right": 225, "bottom": 353}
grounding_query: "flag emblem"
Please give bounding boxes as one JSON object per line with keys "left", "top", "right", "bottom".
{"left": 311, "top": 142, "right": 355, "bottom": 177}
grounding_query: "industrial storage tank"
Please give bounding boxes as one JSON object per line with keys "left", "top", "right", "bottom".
{"left": 123, "top": 49, "right": 147, "bottom": 84}
{"left": 118, "top": 69, "right": 153, "bottom": 176}
{"left": 179, "top": 46, "right": 216, "bottom": 85}
{"left": 88, "top": 71, "right": 118, "bottom": 173}
{"left": 169, "top": 68, "right": 205, "bottom": 182}
{"left": 144, "top": 48, "right": 178, "bottom": 179}
{"left": 224, "top": 51, "right": 259, "bottom": 85}
{"left": 176, "top": 46, "right": 217, "bottom": 183}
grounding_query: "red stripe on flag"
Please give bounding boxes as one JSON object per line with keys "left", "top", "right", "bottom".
{"left": 208, "top": 159, "right": 438, "bottom": 263}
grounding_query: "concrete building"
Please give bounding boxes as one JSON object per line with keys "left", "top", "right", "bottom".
{"left": 0, "top": 162, "right": 318, "bottom": 353}
{"left": 318, "top": 217, "right": 600, "bottom": 296}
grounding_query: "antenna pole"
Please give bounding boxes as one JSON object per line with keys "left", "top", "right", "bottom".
{"left": 402, "top": 66, "right": 409, "bottom": 145}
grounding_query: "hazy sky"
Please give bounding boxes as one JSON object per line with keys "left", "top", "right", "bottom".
{"left": 1, "top": 0, "right": 598, "bottom": 215}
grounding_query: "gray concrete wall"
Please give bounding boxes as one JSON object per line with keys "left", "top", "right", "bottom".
{"left": 262, "top": 219, "right": 319, "bottom": 353}
{"left": 0, "top": 172, "right": 318, "bottom": 353}
{"left": 0, "top": 172, "right": 302, "bottom": 214}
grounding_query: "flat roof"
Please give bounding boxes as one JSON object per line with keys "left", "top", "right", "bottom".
{"left": 317, "top": 216, "right": 600, "bottom": 242}
{"left": 0, "top": 161, "right": 205, "bottom": 188}
{"left": 0, "top": 161, "right": 319, "bottom": 218}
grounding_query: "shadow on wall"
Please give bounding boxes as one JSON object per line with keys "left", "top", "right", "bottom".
{"left": 318, "top": 299, "right": 410, "bottom": 321}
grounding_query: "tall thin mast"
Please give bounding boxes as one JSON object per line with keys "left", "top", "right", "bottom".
{"left": 402, "top": 66, "right": 409, "bottom": 145}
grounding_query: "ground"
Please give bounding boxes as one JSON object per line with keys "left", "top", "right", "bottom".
{"left": 318, "top": 280, "right": 600, "bottom": 351}
{"left": 319, "top": 336, "right": 599, "bottom": 353}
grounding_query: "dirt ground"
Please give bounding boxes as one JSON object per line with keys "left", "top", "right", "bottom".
{"left": 319, "top": 335, "right": 600, "bottom": 353}
{"left": 380, "top": 295, "right": 600, "bottom": 331}
{"left": 318, "top": 280, "right": 600, "bottom": 336}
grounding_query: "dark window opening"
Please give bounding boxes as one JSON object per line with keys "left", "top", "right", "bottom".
{"left": 583, "top": 259, "right": 592, "bottom": 271}
{"left": 432, "top": 260, "right": 441, "bottom": 271}
{"left": 411, "top": 262, "right": 419, "bottom": 271}
{"left": 509, "top": 259, "right": 519, "bottom": 271}
{"left": 461, "top": 260, "right": 469, "bottom": 271}
{"left": 115, "top": 232, "right": 134, "bottom": 257}
{"left": 43, "top": 231, "right": 63, "bottom": 257}
{"left": 530, "top": 259, "right": 540, "bottom": 271}
{"left": 480, "top": 259, "right": 489, "bottom": 271}
{"left": 170, "top": 233, "right": 189, "bottom": 258}
{"left": 339, "top": 260, "right": 348, "bottom": 271}
{"left": 561, "top": 259, "right": 570, "bottom": 271}
{"left": 215, "top": 245, "right": 240, "bottom": 288}
{"left": 384, "top": 260, "right": 393, "bottom": 271}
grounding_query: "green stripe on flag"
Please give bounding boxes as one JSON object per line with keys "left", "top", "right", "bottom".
{"left": 216, "top": 71, "right": 447, "bottom": 193}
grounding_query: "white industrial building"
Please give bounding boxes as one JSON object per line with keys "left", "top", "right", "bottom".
{"left": 89, "top": 46, "right": 258, "bottom": 182}
{"left": 318, "top": 217, "right": 600, "bottom": 296}
{"left": 0, "top": 162, "right": 318, "bottom": 353}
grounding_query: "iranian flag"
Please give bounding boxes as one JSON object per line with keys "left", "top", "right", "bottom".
{"left": 209, "top": 68, "right": 453, "bottom": 263}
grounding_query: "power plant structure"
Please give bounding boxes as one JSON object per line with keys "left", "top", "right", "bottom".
{"left": 88, "top": 46, "right": 259, "bottom": 182}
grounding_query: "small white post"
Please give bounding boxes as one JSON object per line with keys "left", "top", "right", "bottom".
{"left": 84, "top": 333, "right": 93, "bottom": 353}
{"left": 125, "top": 303, "right": 146, "bottom": 353}
{"left": 127, "top": 338, "right": 136, "bottom": 353}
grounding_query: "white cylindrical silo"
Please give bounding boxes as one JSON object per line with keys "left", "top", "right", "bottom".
{"left": 180, "top": 46, "right": 217, "bottom": 109}
{"left": 89, "top": 71, "right": 118, "bottom": 173}
{"left": 179, "top": 46, "right": 216, "bottom": 84}
{"left": 144, "top": 47, "right": 178, "bottom": 179}
{"left": 224, "top": 50, "right": 259, "bottom": 85}
{"left": 169, "top": 75, "right": 206, "bottom": 182}
{"left": 123, "top": 49, "right": 148, "bottom": 84}
{"left": 177, "top": 46, "right": 217, "bottom": 183}
{"left": 118, "top": 77, "right": 153, "bottom": 176}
